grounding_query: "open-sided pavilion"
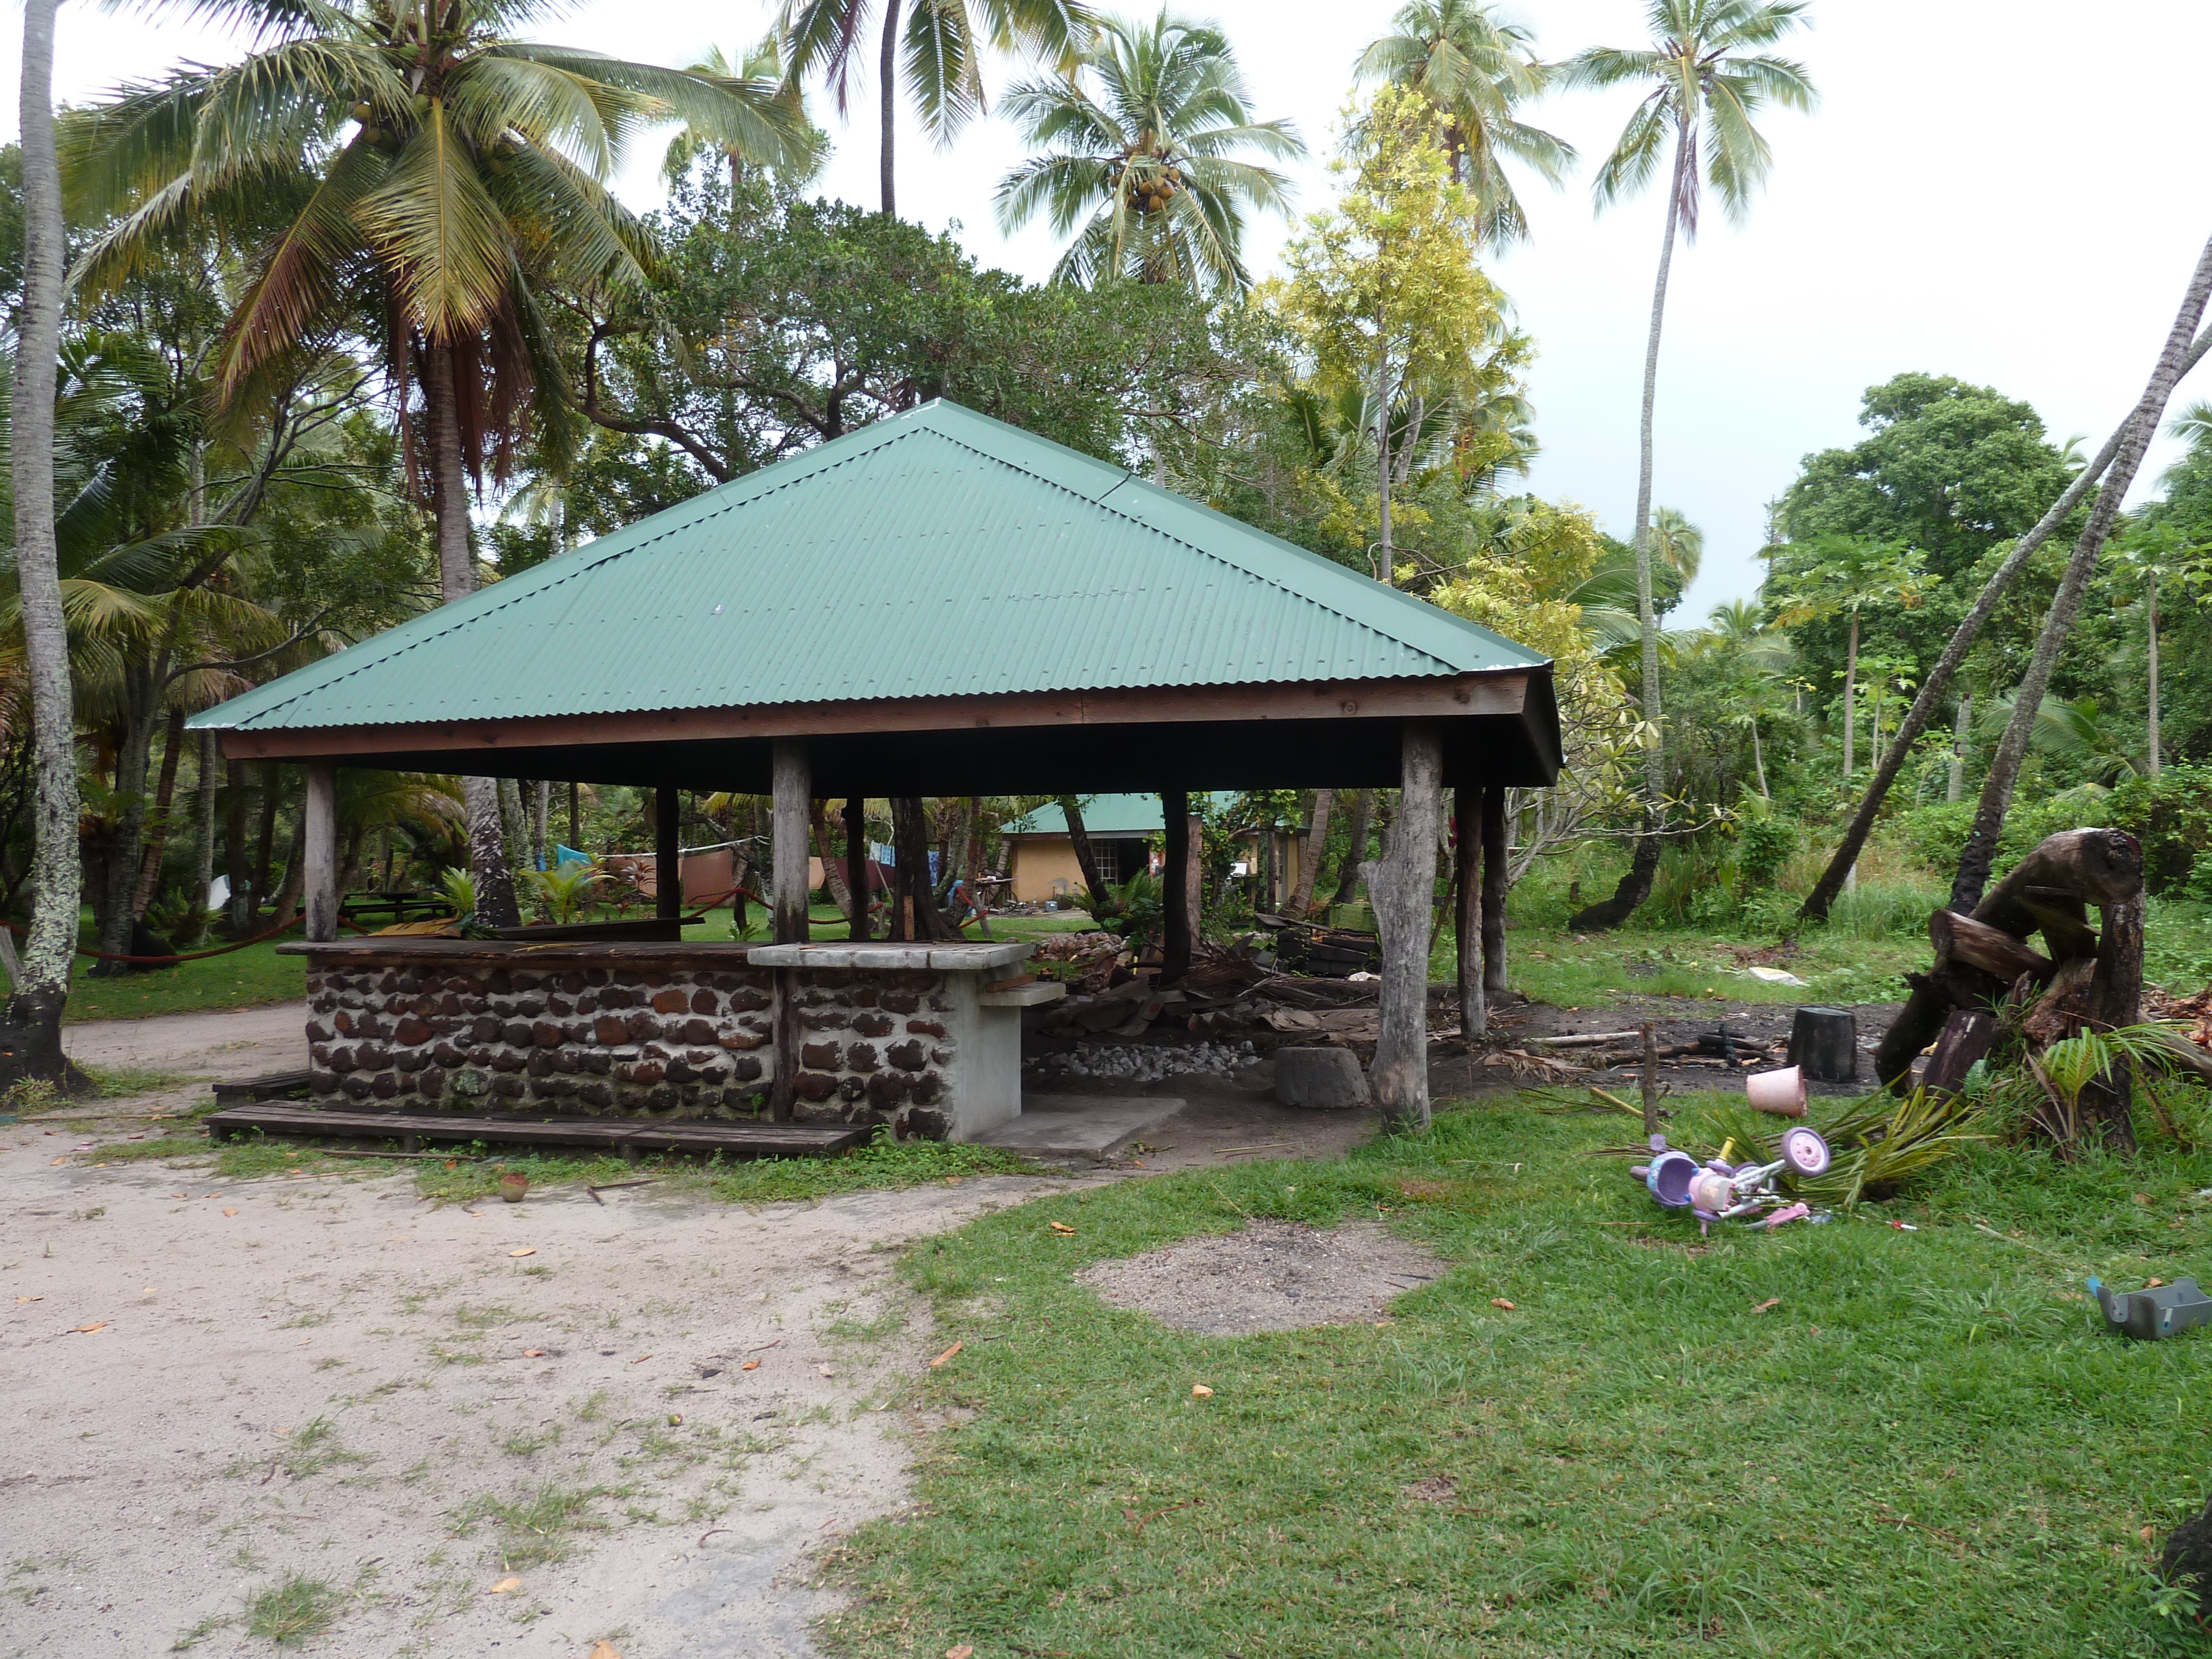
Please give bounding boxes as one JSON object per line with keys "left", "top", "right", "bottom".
{"left": 190, "top": 400, "right": 1559, "bottom": 1133}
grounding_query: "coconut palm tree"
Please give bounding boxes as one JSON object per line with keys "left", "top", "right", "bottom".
{"left": 993, "top": 9, "right": 1301, "bottom": 293}
{"left": 1648, "top": 504, "right": 1702, "bottom": 587}
{"left": 1354, "top": 0, "right": 1574, "bottom": 246}
{"left": 3, "top": 0, "right": 74, "bottom": 1084}
{"left": 1561, "top": 0, "right": 1814, "bottom": 930}
{"left": 64, "top": 0, "right": 807, "bottom": 926}
{"left": 664, "top": 36, "right": 826, "bottom": 194}
{"left": 781, "top": 0, "right": 1093, "bottom": 219}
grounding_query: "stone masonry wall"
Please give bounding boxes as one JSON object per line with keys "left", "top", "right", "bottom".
{"left": 786, "top": 967, "right": 957, "bottom": 1141}
{"left": 303, "top": 953, "right": 962, "bottom": 1137}
{"left": 306, "top": 959, "right": 776, "bottom": 1118}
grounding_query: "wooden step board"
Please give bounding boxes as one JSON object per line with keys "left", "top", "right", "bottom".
{"left": 211, "top": 1070, "right": 315, "bottom": 1108}
{"left": 204, "top": 1102, "right": 870, "bottom": 1161}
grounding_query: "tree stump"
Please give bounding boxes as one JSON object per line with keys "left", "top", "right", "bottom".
{"left": 1787, "top": 1006, "right": 1858, "bottom": 1083}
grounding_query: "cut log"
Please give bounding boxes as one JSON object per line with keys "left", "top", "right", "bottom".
{"left": 2022, "top": 956, "right": 2098, "bottom": 1048}
{"left": 1929, "top": 910, "right": 2053, "bottom": 982}
{"left": 1787, "top": 1005, "right": 1858, "bottom": 1083}
{"left": 1977, "top": 828, "right": 2141, "bottom": 939}
{"left": 1921, "top": 1008, "right": 2000, "bottom": 1097}
{"left": 2078, "top": 894, "right": 2145, "bottom": 1152}
{"left": 1876, "top": 828, "right": 2141, "bottom": 1093}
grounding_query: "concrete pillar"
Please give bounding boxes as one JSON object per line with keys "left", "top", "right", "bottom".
{"left": 655, "top": 785, "right": 681, "bottom": 922}
{"left": 303, "top": 761, "right": 337, "bottom": 943}
{"left": 1161, "top": 790, "right": 1191, "bottom": 984}
{"left": 771, "top": 740, "right": 811, "bottom": 945}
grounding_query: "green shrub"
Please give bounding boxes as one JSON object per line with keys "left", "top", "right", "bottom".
{"left": 2106, "top": 766, "right": 2212, "bottom": 896}
{"left": 1738, "top": 811, "right": 1797, "bottom": 888}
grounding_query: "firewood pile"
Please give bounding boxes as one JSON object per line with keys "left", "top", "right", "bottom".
{"left": 1874, "top": 827, "right": 2172, "bottom": 1149}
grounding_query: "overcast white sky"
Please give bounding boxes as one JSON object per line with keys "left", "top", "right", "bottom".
{"left": 11, "top": 0, "right": 2212, "bottom": 616}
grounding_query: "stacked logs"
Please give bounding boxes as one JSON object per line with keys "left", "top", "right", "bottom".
{"left": 1874, "top": 828, "right": 2154, "bottom": 1151}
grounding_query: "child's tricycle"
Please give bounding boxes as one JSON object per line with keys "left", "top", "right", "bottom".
{"left": 1631, "top": 1125, "right": 1832, "bottom": 1234}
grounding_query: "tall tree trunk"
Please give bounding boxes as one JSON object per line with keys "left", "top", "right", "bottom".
{"left": 1058, "top": 795, "right": 1118, "bottom": 924}
{"left": 1952, "top": 236, "right": 2212, "bottom": 912}
{"left": 1364, "top": 725, "right": 1442, "bottom": 1133}
{"left": 132, "top": 705, "right": 187, "bottom": 916}
{"left": 425, "top": 337, "right": 520, "bottom": 927}
{"left": 878, "top": 0, "right": 901, "bottom": 216}
{"left": 271, "top": 805, "right": 306, "bottom": 920}
{"left": 1947, "top": 693, "right": 1970, "bottom": 802}
{"left": 1580, "top": 126, "right": 1691, "bottom": 935}
{"left": 1330, "top": 790, "right": 1371, "bottom": 907}
{"left": 2147, "top": 573, "right": 2162, "bottom": 778}
{"left": 532, "top": 779, "right": 549, "bottom": 873}
{"left": 1841, "top": 609, "right": 1859, "bottom": 780}
{"left": 811, "top": 800, "right": 853, "bottom": 913}
{"left": 568, "top": 781, "right": 580, "bottom": 848}
{"left": 3, "top": 0, "right": 76, "bottom": 1084}
{"left": 1798, "top": 300, "right": 2212, "bottom": 924}
{"left": 1749, "top": 718, "right": 1768, "bottom": 799}
{"left": 185, "top": 731, "right": 219, "bottom": 946}
{"left": 223, "top": 760, "right": 251, "bottom": 935}
{"left": 1285, "top": 789, "right": 1333, "bottom": 919}
{"left": 1374, "top": 314, "right": 1392, "bottom": 581}
{"left": 94, "top": 659, "right": 161, "bottom": 968}
{"left": 252, "top": 760, "right": 280, "bottom": 913}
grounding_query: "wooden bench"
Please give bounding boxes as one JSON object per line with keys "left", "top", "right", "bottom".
{"left": 211, "top": 1070, "right": 315, "bottom": 1109}
{"left": 203, "top": 1102, "right": 870, "bottom": 1161}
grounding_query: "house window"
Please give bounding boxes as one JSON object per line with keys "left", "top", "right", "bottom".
{"left": 1091, "top": 840, "right": 1124, "bottom": 884}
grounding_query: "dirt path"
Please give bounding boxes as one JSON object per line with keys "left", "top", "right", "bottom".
{"left": 0, "top": 1117, "right": 1060, "bottom": 1657}
{"left": 51, "top": 1003, "right": 309, "bottom": 1120}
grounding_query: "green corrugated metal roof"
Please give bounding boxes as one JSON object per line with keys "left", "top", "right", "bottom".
{"left": 190, "top": 400, "right": 1548, "bottom": 736}
{"left": 1000, "top": 792, "right": 1239, "bottom": 836}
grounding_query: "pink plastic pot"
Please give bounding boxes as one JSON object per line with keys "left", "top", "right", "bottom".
{"left": 1745, "top": 1065, "right": 1808, "bottom": 1118}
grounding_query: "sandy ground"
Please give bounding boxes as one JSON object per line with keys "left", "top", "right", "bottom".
{"left": 1081, "top": 1219, "right": 1447, "bottom": 1335}
{"left": 50, "top": 1001, "right": 309, "bottom": 1119}
{"left": 0, "top": 1107, "right": 1060, "bottom": 1657}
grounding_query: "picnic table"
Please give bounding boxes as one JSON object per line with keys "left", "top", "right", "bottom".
{"left": 340, "top": 890, "right": 452, "bottom": 927}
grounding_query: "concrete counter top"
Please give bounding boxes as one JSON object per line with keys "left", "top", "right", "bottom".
{"left": 744, "top": 941, "right": 1032, "bottom": 972}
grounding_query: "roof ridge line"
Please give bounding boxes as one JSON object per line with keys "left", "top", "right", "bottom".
{"left": 919, "top": 426, "right": 1470, "bottom": 675}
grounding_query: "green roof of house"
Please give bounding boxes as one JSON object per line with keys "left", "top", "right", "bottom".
{"left": 189, "top": 400, "right": 1548, "bottom": 737}
{"left": 1000, "top": 792, "right": 1238, "bottom": 837}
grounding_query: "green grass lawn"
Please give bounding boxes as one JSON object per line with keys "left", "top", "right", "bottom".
{"left": 820, "top": 1097, "right": 2212, "bottom": 1658}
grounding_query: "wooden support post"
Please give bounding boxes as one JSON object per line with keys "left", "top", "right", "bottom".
{"left": 303, "top": 761, "right": 337, "bottom": 943}
{"left": 1454, "top": 789, "right": 1483, "bottom": 1040}
{"left": 770, "top": 967, "right": 797, "bottom": 1123}
{"left": 771, "top": 740, "right": 811, "bottom": 945}
{"left": 845, "top": 795, "right": 869, "bottom": 941}
{"left": 1480, "top": 784, "right": 1509, "bottom": 997}
{"left": 654, "top": 785, "right": 681, "bottom": 923}
{"left": 1366, "top": 722, "right": 1443, "bottom": 1134}
{"left": 1640, "top": 1021, "right": 1660, "bottom": 1136}
{"left": 1185, "top": 807, "right": 1204, "bottom": 946}
{"left": 1161, "top": 789, "right": 1191, "bottom": 985}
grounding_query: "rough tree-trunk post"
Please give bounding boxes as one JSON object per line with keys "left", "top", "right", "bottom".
{"left": 1799, "top": 252, "right": 2212, "bottom": 924}
{"left": 1285, "top": 789, "right": 1332, "bottom": 920}
{"left": 1454, "top": 789, "right": 1483, "bottom": 1040}
{"left": 2080, "top": 894, "right": 2145, "bottom": 1153}
{"left": 1365, "top": 724, "right": 1443, "bottom": 1133}
{"left": 1480, "top": 783, "right": 1509, "bottom": 998}
{"left": 770, "top": 743, "right": 809, "bottom": 944}
{"left": 302, "top": 762, "right": 338, "bottom": 945}
{"left": 1161, "top": 790, "right": 1192, "bottom": 985}
{"left": 1640, "top": 1021, "right": 1660, "bottom": 1137}
{"left": 655, "top": 786, "right": 682, "bottom": 925}
{"left": 845, "top": 796, "right": 869, "bottom": 941}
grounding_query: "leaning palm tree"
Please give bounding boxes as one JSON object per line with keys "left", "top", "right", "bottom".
{"left": 64, "top": 0, "right": 806, "bottom": 927}
{"left": 781, "top": 0, "right": 1093, "bottom": 218}
{"left": 1561, "top": 0, "right": 1814, "bottom": 931}
{"left": 993, "top": 9, "right": 1302, "bottom": 293}
{"left": 1355, "top": 0, "right": 1574, "bottom": 246}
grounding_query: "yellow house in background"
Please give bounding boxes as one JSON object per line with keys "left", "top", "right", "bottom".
{"left": 998, "top": 794, "right": 1306, "bottom": 909}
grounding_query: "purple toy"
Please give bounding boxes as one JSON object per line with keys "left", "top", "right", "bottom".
{"left": 1632, "top": 1128, "right": 1831, "bottom": 1234}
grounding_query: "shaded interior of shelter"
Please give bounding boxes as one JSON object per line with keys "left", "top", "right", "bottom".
{"left": 245, "top": 700, "right": 1561, "bottom": 796}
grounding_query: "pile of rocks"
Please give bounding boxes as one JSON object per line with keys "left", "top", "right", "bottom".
{"left": 1025, "top": 1040, "right": 1258, "bottom": 1086}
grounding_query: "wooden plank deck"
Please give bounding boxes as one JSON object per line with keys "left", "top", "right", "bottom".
{"left": 203, "top": 1102, "right": 870, "bottom": 1161}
